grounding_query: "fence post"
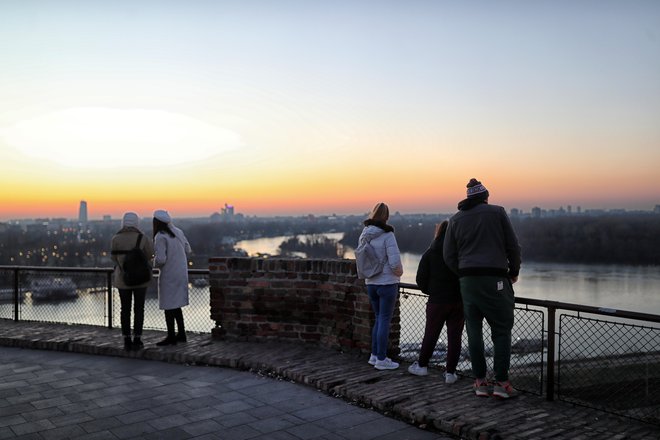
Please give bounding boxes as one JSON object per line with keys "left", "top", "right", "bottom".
{"left": 107, "top": 271, "right": 113, "bottom": 329}
{"left": 546, "top": 306, "right": 556, "bottom": 401}
{"left": 13, "top": 267, "right": 19, "bottom": 321}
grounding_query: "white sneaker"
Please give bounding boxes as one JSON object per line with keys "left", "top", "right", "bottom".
{"left": 368, "top": 354, "right": 377, "bottom": 365}
{"left": 407, "top": 361, "right": 428, "bottom": 376}
{"left": 444, "top": 372, "right": 459, "bottom": 384}
{"left": 374, "top": 358, "right": 399, "bottom": 370}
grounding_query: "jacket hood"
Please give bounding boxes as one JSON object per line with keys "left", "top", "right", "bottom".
{"left": 429, "top": 232, "right": 445, "bottom": 251}
{"left": 363, "top": 219, "right": 394, "bottom": 233}
{"left": 457, "top": 197, "right": 488, "bottom": 211}
{"left": 117, "top": 226, "right": 141, "bottom": 234}
{"left": 361, "top": 225, "right": 387, "bottom": 242}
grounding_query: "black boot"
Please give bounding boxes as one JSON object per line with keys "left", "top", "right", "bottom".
{"left": 123, "top": 337, "right": 132, "bottom": 351}
{"left": 156, "top": 336, "right": 177, "bottom": 346}
{"left": 157, "top": 310, "right": 177, "bottom": 346}
{"left": 174, "top": 308, "right": 186, "bottom": 342}
{"left": 132, "top": 337, "right": 144, "bottom": 350}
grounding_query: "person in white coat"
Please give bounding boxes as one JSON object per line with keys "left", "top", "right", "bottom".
{"left": 152, "top": 210, "right": 191, "bottom": 346}
{"left": 358, "top": 202, "right": 404, "bottom": 370}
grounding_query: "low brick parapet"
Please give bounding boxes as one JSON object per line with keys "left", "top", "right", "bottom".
{"left": 209, "top": 257, "right": 400, "bottom": 357}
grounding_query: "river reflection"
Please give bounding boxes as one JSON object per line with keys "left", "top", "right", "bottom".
{"left": 236, "top": 234, "right": 660, "bottom": 315}
{"left": 2, "top": 233, "right": 658, "bottom": 336}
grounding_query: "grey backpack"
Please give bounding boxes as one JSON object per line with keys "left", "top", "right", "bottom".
{"left": 355, "top": 235, "right": 386, "bottom": 279}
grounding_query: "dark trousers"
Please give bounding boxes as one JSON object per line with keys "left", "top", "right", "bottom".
{"left": 118, "top": 288, "right": 147, "bottom": 338}
{"left": 461, "top": 276, "right": 515, "bottom": 382}
{"left": 418, "top": 301, "right": 464, "bottom": 373}
{"left": 164, "top": 308, "right": 185, "bottom": 337}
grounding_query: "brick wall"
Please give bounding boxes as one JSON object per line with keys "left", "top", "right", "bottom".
{"left": 209, "top": 257, "right": 400, "bottom": 356}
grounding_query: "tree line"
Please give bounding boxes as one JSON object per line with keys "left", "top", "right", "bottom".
{"left": 1, "top": 213, "right": 658, "bottom": 267}
{"left": 342, "top": 214, "right": 660, "bottom": 265}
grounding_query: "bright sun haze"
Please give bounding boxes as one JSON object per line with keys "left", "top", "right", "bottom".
{"left": 0, "top": 0, "right": 659, "bottom": 220}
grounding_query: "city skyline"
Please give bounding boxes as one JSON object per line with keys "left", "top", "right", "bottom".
{"left": 2, "top": 199, "right": 658, "bottom": 224}
{"left": 1, "top": 1, "right": 659, "bottom": 219}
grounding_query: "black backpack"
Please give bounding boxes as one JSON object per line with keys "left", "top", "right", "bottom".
{"left": 120, "top": 234, "right": 152, "bottom": 286}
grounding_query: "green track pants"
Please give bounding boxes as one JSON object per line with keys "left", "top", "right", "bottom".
{"left": 460, "top": 276, "right": 515, "bottom": 382}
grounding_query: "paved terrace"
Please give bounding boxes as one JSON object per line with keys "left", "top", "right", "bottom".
{"left": 0, "top": 321, "right": 658, "bottom": 440}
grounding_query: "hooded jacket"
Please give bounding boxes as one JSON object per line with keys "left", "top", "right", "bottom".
{"left": 443, "top": 201, "right": 521, "bottom": 278}
{"left": 357, "top": 223, "right": 403, "bottom": 285}
{"left": 415, "top": 229, "right": 461, "bottom": 303}
{"left": 111, "top": 227, "right": 154, "bottom": 290}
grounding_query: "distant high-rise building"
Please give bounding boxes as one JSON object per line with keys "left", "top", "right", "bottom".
{"left": 221, "top": 203, "right": 234, "bottom": 217}
{"left": 78, "top": 201, "right": 88, "bottom": 223}
{"left": 531, "top": 207, "right": 542, "bottom": 218}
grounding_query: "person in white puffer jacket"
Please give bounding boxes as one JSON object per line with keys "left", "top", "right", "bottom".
{"left": 358, "top": 202, "right": 403, "bottom": 370}
{"left": 152, "top": 209, "right": 192, "bottom": 346}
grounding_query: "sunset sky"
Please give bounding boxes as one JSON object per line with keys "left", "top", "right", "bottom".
{"left": 1, "top": 1, "right": 659, "bottom": 221}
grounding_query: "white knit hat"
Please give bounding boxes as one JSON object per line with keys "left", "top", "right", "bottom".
{"left": 122, "top": 212, "right": 139, "bottom": 228}
{"left": 153, "top": 209, "right": 172, "bottom": 224}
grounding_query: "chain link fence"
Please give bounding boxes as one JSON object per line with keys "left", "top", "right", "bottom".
{"left": 0, "top": 267, "right": 215, "bottom": 333}
{"left": 0, "top": 267, "right": 110, "bottom": 326}
{"left": 558, "top": 314, "right": 660, "bottom": 424}
{"left": 397, "top": 282, "right": 660, "bottom": 424}
{"left": 1, "top": 266, "right": 659, "bottom": 425}
{"left": 109, "top": 271, "right": 214, "bottom": 333}
{"left": 399, "top": 284, "right": 545, "bottom": 396}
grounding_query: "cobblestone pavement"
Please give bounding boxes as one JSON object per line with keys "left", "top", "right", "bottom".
{"left": 0, "top": 321, "right": 658, "bottom": 440}
{"left": 0, "top": 346, "right": 450, "bottom": 440}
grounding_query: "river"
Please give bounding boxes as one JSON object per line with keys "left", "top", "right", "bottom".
{"left": 237, "top": 234, "right": 660, "bottom": 315}
{"left": 2, "top": 233, "right": 658, "bottom": 337}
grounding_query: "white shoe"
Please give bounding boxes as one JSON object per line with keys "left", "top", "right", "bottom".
{"left": 407, "top": 361, "right": 428, "bottom": 376}
{"left": 368, "top": 354, "right": 377, "bottom": 365}
{"left": 444, "top": 372, "right": 459, "bottom": 384}
{"left": 374, "top": 358, "right": 399, "bottom": 370}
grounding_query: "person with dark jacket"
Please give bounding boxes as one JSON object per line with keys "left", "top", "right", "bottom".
{"left": 408, "top": 221, "right": 464, "bottom": 383}
{"left": 444, "top": 178, "right": 521, "bottom": 399}
{"left": 111, "top": 212, "right": 154, "bottom": 351}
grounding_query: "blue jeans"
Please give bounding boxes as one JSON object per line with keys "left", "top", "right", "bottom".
{"left": 367, "top": 283, "right": 399, "bottom": 360}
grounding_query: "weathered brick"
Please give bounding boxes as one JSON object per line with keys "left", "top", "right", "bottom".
{"left": 209, "top": 257, "right": 380, "bottom": 353}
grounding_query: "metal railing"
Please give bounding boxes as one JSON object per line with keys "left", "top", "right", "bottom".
{"left": 1, "top": 266, "right": 658, "bottom": 424}
{"left": 0, "top": 266, "right": 213, "bottom": 333}
{"left": 399, "top": 282, "right": 660, "bottom": 425}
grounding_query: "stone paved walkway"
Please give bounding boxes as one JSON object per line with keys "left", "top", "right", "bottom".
{"left": 0, "top": 346, "right": 450, "bottom": 440}
{"left": 0, "top": 321, "right": 658, "bottom": 440}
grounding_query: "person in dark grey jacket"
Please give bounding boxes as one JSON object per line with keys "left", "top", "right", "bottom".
{"left": 408, "top": 221, "right": 464, "bottom": 383}
{"left": 444, "top": 178, "right": 521, "bottom": 399}
{"left": 111, "top": 212, "right": 154, "bottom": 351}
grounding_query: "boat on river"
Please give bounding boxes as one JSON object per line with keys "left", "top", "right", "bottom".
{"left": 29, "top": 277, "right": 78, "bottom": 301}
{"left": 0, "top": 287, "right": 18, "bottom": 302}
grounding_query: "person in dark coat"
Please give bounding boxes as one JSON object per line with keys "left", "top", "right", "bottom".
{"left": 111, "top": 212, "right": 154, "bottom": 351}
{"left": 408, "top": 221, "right": 464, "bottom": 383}
{"left": 444, "top": 178, "right": 522, "bottom": 399}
